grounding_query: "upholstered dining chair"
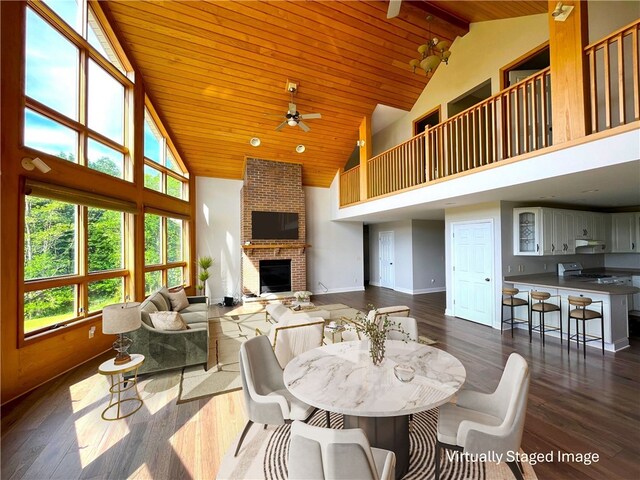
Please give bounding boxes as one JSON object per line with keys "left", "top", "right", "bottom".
{"left": 288, "top": 421, "right": 396, "bottom": 480}
{"left": 435, "top": 352, "right": 530, "bottom": 480}
{"left": 234, "top": 335, "right": 316, "bottom": 457}
{"left": 386, "top": 316, "right": 419, "bottom": 342}
{"left": 268, "top": 316, "right": 325, "bottom": 368}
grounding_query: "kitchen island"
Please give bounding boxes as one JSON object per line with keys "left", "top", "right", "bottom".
{"left": 504, "top": 272, "right": 639, "bottom": 352}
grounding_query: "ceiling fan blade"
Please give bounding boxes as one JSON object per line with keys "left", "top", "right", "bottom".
{"left": 297, "top": 121, "right": 310, "bottom": 132}
{"left": 300, "top": 113, "right": 321, "bottom": 120}
{"left": 289, "top": 102, "right": 297, "bottom": 114}
{"left": 387, "top": 0, "right": 401, "bottom": 19}
{"left": 275, "top": 120, "right": 288, "bottom": 131}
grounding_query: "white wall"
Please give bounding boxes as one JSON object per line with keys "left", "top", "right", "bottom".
{"left": 368, "top": 219, "right": 445, "bottom": 294}
{"left": 588, "top": 1, "right": 640, "bottom": 43}
{"left": 368, "top": 220, "right": 413, "bottom": 292}
{"left": 412, "top": 220, "right": 446, "bottom": 292}
{"left": 373, "top": 14, "right": 549, "bottom": 155}
{"left": 445, "top": 202, "right": 503, "bottom": 327}
{"left": 305, "top": 187, "right": 364, "bottom": 294}
{"left": 196, "top": 177, "right": 243, "bottom": 303}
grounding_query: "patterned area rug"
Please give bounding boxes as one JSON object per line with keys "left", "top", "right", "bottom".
{"left": 177, "top": 304, "right": 362, "bottom": 403}
{"left": 217, "top": 409, "right": 537, "bottom": 479}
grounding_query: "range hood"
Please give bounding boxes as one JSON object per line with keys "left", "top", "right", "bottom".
{"left": 575, "top": 239, "right": 606, "bottom": 247}
{"left": 575, "top": 239, "right": 606, "bottom": 253}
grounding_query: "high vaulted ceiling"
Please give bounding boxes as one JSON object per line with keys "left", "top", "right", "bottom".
{"left": 105, "top": 0, "right": 547, "bottom": 187}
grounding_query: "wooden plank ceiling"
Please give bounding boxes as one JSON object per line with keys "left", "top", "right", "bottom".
{"left": 105, "top": 0, "right": 545, "bottom": 187}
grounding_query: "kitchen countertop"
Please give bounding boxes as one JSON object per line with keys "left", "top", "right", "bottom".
{"left": 504, "top": 273, "right": 640, "bottom": 295}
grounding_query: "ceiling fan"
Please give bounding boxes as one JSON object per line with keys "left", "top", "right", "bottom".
{"left": 275, "top": 83, "right": 321, "bottom": 132}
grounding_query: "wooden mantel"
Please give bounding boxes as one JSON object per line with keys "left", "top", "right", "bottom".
{"left": 242, "top": 243, "right": 311, "bottom": 255}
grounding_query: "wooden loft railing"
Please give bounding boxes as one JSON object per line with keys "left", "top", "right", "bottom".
{"left": 339, "top": 20, "right": 640, "bottom": 208}
{"left": 586, "top": 19, "right": 640, "bottom": 133}
{"left": 339, "top": 165, "right": 360, "bottom": 205}
{"left": 351, "top": 67, "right": 552, "bottom": 202}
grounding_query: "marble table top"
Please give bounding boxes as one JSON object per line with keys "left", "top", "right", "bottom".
{"left": 283, "top": 340, "right": 466, "bottom": 417}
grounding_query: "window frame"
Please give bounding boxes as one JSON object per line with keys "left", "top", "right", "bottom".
{"left": 20, "top": 187, "right": 133, "bottom": 342}
{"left": 23, "top": 0, "right": 134, "bottom": 181}
{"left": 143, "top": 104, "right": 189, "bottom": 200}
{"left": 144, "top": 212, "right": 189, "bottom": 293}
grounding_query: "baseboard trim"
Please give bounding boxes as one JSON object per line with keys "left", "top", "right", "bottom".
{"left": 313, "top": 286, "right": 365, "bottom": 295}
{"left": 393, "top": 286, "right": 446, "bottom": 295}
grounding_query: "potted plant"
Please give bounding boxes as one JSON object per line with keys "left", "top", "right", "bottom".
{"left": 197, "top": 256, "right": 213, "bottom": 296}
{"left": 350, "top": 305, "right": 409, "bottom": 366}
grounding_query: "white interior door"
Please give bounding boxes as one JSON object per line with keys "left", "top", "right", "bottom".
{"left": 452, "top": 221, "right": 494, "bottom": 326}
{"left": 379, "top": 231, "right": 394, "bottom": 289}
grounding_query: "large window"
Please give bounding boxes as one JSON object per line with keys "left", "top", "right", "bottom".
{"left": 23, "top": 1, "right": 131, "bottom": 180}
{"left": 143, "top": 109, "right": 189, "bottom": 200}
{"left": 23, "top": 190, "right": 131, "bottom": 337}
{"left": 144, "top": 213, "right": 187, "bottom": 294}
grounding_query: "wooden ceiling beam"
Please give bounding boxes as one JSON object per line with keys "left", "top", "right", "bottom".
{"left": 409, "top": 1, "right": 470, "bottom": 34}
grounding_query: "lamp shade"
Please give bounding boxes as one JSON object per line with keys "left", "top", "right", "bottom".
{"left": 102, "top": 302, "right": 141, "bottom": 334}
{"left": 420, "top": 55, "right": 441, "bottom": 72}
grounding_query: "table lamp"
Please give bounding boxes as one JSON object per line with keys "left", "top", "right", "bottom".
{"left": 102, "top": 302, "right": 141, "bottom": 365}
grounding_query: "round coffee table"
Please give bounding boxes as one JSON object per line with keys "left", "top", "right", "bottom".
{"left": 283, "top": 340, "right": 466, "bottom": 478}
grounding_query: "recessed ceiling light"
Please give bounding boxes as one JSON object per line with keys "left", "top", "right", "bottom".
{"left": 249, "top": 137, "right": 261, "bottom": 147}
{"left": 295, "top": 144, "right": 305, "bottom": 153}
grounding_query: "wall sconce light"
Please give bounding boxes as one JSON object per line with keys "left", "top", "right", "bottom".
{"left": 356, "top": 140, "right": 366, "bottom": 147}
{"left": 552, "top": 2, "right": 574, "bottom": 21}
{"left": 21, "top": 157, "right": 51, "bottom": 173}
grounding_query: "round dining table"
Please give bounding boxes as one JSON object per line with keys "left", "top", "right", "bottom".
{"left": 283, "top": 340, "right": 466, "bottom": 479}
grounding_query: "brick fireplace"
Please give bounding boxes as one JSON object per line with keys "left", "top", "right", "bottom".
{"left": 241, "top": 159, "right": 307, "bottom": 296}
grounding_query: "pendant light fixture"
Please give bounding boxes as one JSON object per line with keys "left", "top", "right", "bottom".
{"left": 409, "top": 15, "right": 451, "bottom": 76}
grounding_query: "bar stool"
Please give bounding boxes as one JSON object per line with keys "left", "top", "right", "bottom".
{"left": 501, "top": 287, "right": 529, "bottom": 338}
{"left": 529, "top": 291, "right": 562, "bottom": 346}
{"left": 567, "top": 295, "right": 605, "bottom": 358}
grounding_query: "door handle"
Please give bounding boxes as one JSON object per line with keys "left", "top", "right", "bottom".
{"left": 485, "top": 278, "right": 490, "bottom": 282}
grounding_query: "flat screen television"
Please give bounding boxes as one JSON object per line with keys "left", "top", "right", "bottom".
{"left": 252, "top": 211, "right": 298, "bottom": 240}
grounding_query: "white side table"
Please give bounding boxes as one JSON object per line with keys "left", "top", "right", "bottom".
{"left": 98, "top": 354, "right": 145, "bottom": 421}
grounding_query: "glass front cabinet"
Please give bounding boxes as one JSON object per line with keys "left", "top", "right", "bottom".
{"left": 513, "top": 208, "right": 543, "bottom": 256}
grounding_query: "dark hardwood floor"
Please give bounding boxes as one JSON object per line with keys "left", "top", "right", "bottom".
{"left": 2, "top": 287, "right": 639, "bottom": 479}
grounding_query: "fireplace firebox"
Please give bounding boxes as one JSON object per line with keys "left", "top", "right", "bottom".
{"left": 259, "top": 259, "right": 292, "bottom": 294}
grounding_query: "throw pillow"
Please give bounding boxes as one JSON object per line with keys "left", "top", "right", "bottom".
{"left": 167, "top": 287, "right": 189, "bottom": 311}
{"left": 149, "top": 311, "right": 188, "bottom": 331}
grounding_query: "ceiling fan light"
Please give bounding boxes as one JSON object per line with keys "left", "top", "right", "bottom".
{"left": 287, "top": 118, "right": 297, "bottom": 126}
{"left": 249, "top": 137, "right": 261, "bottom": 147}
{"left": 295, "top": 144, "right": 305, "bottom": 153}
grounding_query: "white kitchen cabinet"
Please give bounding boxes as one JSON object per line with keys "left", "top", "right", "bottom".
{"left": 574, "top": 211, "right": 593, "bottom": 239}
{"left": 550, "top": 209, "right": 575, "bottom": 255}
{"left": 513, "top": 208, "right": 543, "bottom": 255}
{"left": 611, "top": 212, "right": 637, "bottom": 253}
{"left": 593, "top": 213, "right": 610, "bottom": 252}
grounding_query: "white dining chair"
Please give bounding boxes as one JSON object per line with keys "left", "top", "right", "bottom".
{"left": 435, "top": 352, "right": 530, "bottom": 480}
{"left": 268, "top": 315, "right": 325, "bottom": 368}
{"left": 386, "top": 316, "right": 418, "bottom": 342}
{"left": 288, "top": 420, "right": 396, "bottom": 480}
{"left": 234, "top": 335, "right": 315, "bottom": 457}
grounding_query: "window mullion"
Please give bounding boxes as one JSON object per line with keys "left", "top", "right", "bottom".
{"left": 79, "top": 205, "right": 88, "bottom": 318}
{"left": 79, "top": 42, "right": 88, "bottom": 167}
{"left": 162, "top": 216, "right": 168, "bottom": 286}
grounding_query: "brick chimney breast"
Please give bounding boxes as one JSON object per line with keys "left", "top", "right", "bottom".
{"left": 241, "top": 159, "right": 306, "bottom": 296}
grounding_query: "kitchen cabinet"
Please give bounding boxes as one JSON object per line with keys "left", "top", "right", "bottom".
{"left": 611, "top": 212, "right": 637, "bottom": 253}
{"left": 513, "top": 208, "right": 543, "bottom": 255}
{"left": 552, "top": 210, "right": 575, "bottom": 255}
